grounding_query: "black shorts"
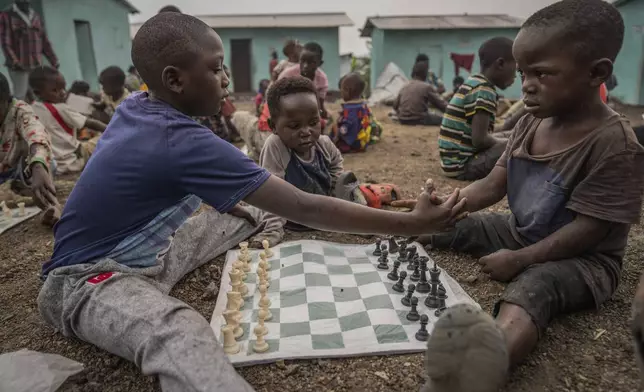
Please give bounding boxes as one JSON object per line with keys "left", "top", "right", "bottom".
{"left": 430, "top": 212, "right": 618, "bottom": 337}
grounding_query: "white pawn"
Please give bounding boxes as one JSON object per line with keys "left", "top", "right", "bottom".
{"left": 222, "top": 324, "right": 241, "bottom": 354}
{"left": 241, "top": 251, "right": 251, "bottom": 273}
{"left": 257, "top": 267, "right": 270, "bottom": 288}
{"left": 262, "top": 240, "right": 273, "bottom": 258}
{"left": 258, "top": 254, "right": 270, "bottom": 271}
{"left": 258, "top": 284, "right": 272, "bottom": 321}
{"left": 223, "top": 309, "right": 244, "bottom": 339}
{"left": 226, "top": 291, "right": 243, "bottom": 311}
{"left": 256, "top": 309, "right": 269, "bottom": 336}
{"left": 253, "top": 325, "right": 269, "bottom": 353}
{"left": 17, "top": 202, "right": 25, "bottom": 217}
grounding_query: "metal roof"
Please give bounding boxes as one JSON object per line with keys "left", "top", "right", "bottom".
{"left": 131, "top": 12, "right": 352, "bottom": 36}
{"left": 115, "top": 0, "right": 139, "bottom": 14}
{"left": 360, "top": 14, "right": 523, "bottom": 37}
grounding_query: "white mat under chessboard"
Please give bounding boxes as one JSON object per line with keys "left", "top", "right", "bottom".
{"left": 0, "top": 206, "right": 41, "bottom": 235}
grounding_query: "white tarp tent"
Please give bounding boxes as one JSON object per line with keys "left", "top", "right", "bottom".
{"left": 368, "top": 62, "right": 409, "bottom": 106}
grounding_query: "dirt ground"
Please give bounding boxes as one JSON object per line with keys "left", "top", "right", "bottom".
{"left": 1, "top": 103, "right": 643, "bottom": 392}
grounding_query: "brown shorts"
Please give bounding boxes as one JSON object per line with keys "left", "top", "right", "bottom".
{"left": 429, "top": 212, "right": 618, "bottom": 337}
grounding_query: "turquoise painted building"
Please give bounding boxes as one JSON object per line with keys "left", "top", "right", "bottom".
{"left": 613, "top": 0, "right": 644, "bottom": 104}
{"left": 0, "top": 0, "right": 137, "bottom": 91}
{"left": 131, "top": 13, "right": 353, "bottom": 93}
{"left": 361, "top": 14, "right": 524, "bottom": 99}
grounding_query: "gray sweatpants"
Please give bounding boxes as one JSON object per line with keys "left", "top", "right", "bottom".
{"left": 8, "top": 69, "right": 30, "bottom": 100}
{"left": 37, "top": 207, "right": 264, "bottom": 392}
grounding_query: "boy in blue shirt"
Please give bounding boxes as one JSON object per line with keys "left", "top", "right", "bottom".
{"left": 37, "top": 12, "right": 466, "bottom": 391}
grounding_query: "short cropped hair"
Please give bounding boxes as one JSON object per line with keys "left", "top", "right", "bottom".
{"left": 303, "top": 42, "right": 323, "bottom": 61}
{"left": 28, "top": 66, "right": 59, "bottom": 92}
{"left": 0, "top": 72, "right": 11, "bottom": 102}
{"left": 411, "top": 62, "right": 429, "bottom": 80}
{"left": 415, "top": 53, "right": 429, "bottom": 63}
{"left": 340, "top": 72, "right": 366, "bottom": 100}
{"left": 131, "top": 12, "right": 214, "bottom": 91}
{"left": 266, "top": 76, "right": 317, "bottom": 120}
{"left": 69, "top": 80, "right": 90, "bottom": 95}
{"left": 522, "top": 0, "right": 624, "bottom": 62}
{"left": 478, "top": 37, "right": 515, "bottom": 69}
{"left": 453, "top": 76, "right": 465, "bottom": 85}
{"left": 158, "top": 5, "right": 181, "bottom": 13}
{"left": 99, "top": 66, "right": 126, "bottom": 86}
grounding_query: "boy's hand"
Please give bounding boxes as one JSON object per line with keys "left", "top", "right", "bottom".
{"left": 410, "top": 184, "right": 466, "bottom": 232}
{"left": 30, "top": 163, "right": 58, "bottom": 207}
{"left": 228, "top": 204, "right": 257, "bottom": 226}
{"left": 391, "top": 179, "right": 445, "bottom": 208}
{"left": 478, "top": 249, "right": 526, "bottom": 282}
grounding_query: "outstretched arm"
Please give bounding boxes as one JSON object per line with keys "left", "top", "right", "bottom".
{"left": 245, "top": 175, "right": 466, "bottom": 236}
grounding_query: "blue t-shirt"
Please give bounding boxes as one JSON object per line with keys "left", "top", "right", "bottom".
{"left": 43, "top": 93, "right": 270, "bottom": 275}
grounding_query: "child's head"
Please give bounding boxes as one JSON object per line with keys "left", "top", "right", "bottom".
{"left": 340, "top": 72, "right": 366, "bottom": 101}
{"left": 131, "top": 12, "right": 229, "bottom": 117}
{"left": 266, "top": 76, "right": 321, "bottom": 156}
{"left": 258, "top": 79, "right": 270, "bottom": 94}
{"left": 99, "top": 66, "right": 126, "bottom": 99}
{"left": 478, "top": 37, "right": 516, "bottom": 90}
{"left": 29, "top": 66, "right": 66, "bottom": 104}
{"left": 411, "top": 62, "right": 429, "bottom": 82}
{"left": 0, "top": 72, "right": 12, "bottom": 119}
{"left": 69, "top": 80, "right": 90, "bottom": 96}
{"left": 128, "top": 65, "right": 138, "bottom": 76}
{"left": 299, "top": 42, "right": 324, "bottom": 81}
{"left": 415, "top": 53, "right": 429, "bottom": 66}
{"left": 283, "top": 39, "right": 302, "bottom": 62}
{"left": 453, "top": 76, "right": 465, "bottom": 91}
{"left": 515, "top": 0, "right": 623, "bottom": 119}
{"left": 158, "top": 5, "right": 181, "bottom": 13}
{"left": 271, "top": 49, "right": 278, "bottom": 60}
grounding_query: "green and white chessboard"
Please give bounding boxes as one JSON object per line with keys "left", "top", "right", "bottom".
{"left": 210, "top": 240, "right": 477, "bottom": 366}
{"left": 0, "top": 206, "right": 41, "bottom": 235}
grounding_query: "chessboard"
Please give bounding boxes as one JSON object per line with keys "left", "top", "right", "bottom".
{"left": 0, "top": 201, "right": 41, "bottom": 235}
{"left": 210, "top": 239, "right": 477, "bottom": 367}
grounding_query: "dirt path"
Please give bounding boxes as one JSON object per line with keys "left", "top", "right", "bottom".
{"left": 0, "top": 105, "right": 642, "bottom": 392}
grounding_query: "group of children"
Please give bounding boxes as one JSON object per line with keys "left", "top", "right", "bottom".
{"left": 8, "top": 0, "right": 644, "bottom": 391}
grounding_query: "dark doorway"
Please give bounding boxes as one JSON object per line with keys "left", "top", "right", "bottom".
{"left": 230, "top": 39, "right": 252, "bottom": 93}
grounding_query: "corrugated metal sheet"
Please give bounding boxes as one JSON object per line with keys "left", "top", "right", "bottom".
{"left": 361, "top": 14, "right": 523, "bottom": 37}
{"left": 115, "top": 0, "right": 138, "bottom": 13}
{"left": 131, "top": 13, "right": 353, "bottom": 36}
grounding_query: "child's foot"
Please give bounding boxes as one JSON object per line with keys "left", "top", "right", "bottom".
{"left": 421, "top": 304, "right": 508, "bottom": 392}
{"left": 41, "top": 205, "right": 61, "bottom": 227}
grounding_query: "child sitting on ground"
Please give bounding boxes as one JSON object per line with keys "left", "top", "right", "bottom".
{"left": 37, "top": 12, "right": 465, "bottom": 392}
{"left": 395, "top": 2, "right": 644, "bottom": 391}
{"left": 29, "top": 66, "right": 107, "bottom": 175}
{"left": 125, "top": 65, "right": 142, "bottom": 92}
{"left": 271, "top": 39, "right": 301, "bottom": 81}
{"left": 331, "top": 72, "right": 382, "bottom": 153}
{"left": 441, "top": 75, "right": 464, "bottom": 102}
{"left": 94, "top": 66, "right": 131, "bottom": 119}
{"left": 438, "top": 37, "right": 517, "bottom": 181}
{"left": 415, "top": 53, "right": 445, "bottom": 94}
{"left": 394, "top": 62, "right": 448, "bottom": 126}
{"left": 0, "top": 72, "right": 61, "bottom": 226}
{"left": 255, "top": 79, "right": 269, "bottom": 116}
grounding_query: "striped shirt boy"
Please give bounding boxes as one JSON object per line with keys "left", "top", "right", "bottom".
{"left": 438, "top": 74, "right": 498, "bottom": 177}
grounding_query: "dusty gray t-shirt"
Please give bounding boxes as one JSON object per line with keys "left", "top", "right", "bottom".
{"left": 498, "top": 113, "right": 644, "bottom": 263}
{"left": 395, "top": 80, "right": 446, "bottom": 121}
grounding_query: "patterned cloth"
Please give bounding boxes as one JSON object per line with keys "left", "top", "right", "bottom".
{"left": 0, "top": 5, "right": 57, "bottom": 69}
{"left": 333, "top": 100, "right": 381, "bottom": 152}
{"left": 438, "top": 74, "right": 498, "bottom": 177}
{"left": 0, "top": 99, "right": 51, "bottom": 176}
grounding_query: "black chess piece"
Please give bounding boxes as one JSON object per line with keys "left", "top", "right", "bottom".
{"left": 388, "top": 237, "right": 399, "bottom": 254}
{"left": 435, "top": 307, "right": 447, "bottom": 317}
{"left": 397, "top": 242, "right": 408, "bottom": 262}
{"left": 377, "top": 250, "right": 390, "bottom": 270}
{"left": 415, "top": 258, "right": 431, "bottom": 293}
{"left": 419, "top": 256, "right": 430, "bottom": 271}
{"left": 410, "top": 261, "right": 421, "bottom": 282}
{"left": 401, "top": 284, "right": 416, "bottom": 307}
{"left": 407, "top": 297, "right": 420, "bottom": 321}
{"left": 392, "top": 271, "right": 407, "bottom": 292}
{"left": 437, "top": 290, "right": 448, "bottom": 309}
{"left": 415, "top": 314, "right": 430, "bottom": 341}
{"left": 425, "top": 293, "right": 440, "bottom": 309}
{"left": 429, "top": 264, "right": 441, "bottom": 296}
{"left": 387, "top": 261, "right": 401, "bottom": 281}
{"left": 373, "top": 238, "right": 382, "bottom": 256}
{"left": 406, "top": 246, "right": 417, "bottom": 262}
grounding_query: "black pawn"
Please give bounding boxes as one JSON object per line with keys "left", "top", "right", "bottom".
{"left": 406, "top": 297, "right": 420, "bottom": 321}
{"left": 387, "top": 261, "right": 401, "bottom": 281}
{"left": 377, "top": 250, "right": 389, "bottom": 270}
{"left": 392, "top": 271, "right": 407, "bottom": 292}
{"left": 415, "top": 314, "right": 430, "bottom": 341}
{"left": 401, "top": 284, "right": 416, "bottom": 307}
{"left": 388, "top": 237, "right": 399, "bottom": 254}
{"left": 397, "top": 244, "right": 408, "bottom": 262}
{"left": 410, "top": 261, "right": 421, "bottom": 282}
{"left": 438, "top": 291, "right": 448, "bottom": 309}
{"left": 373, "top": 238, "right": 382, "bottom": 256}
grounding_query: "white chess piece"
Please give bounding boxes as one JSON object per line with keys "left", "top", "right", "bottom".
{"left": 257, "top": 267, "right": 270, "bottom": 288}
{"left": 262, "top": 240, "right": 273, "bottom": 258}
{"left": 233, "top": 260, "right": 247, "bottom": 280}
{"left": 240, "top": 251, "right": 251, "bottom": 273}
{"left": 222, "top": 325, "right": 241, "bottom": 354}
{"left": 253, "top": 325, "right": 269, "bottom": 353}
{"left": 256, "top": 309, "right": 269, "bottom": 336}
{"left": 258, "top": 291, "right": 273, "bottom": 321}
{"left": 1, "top": 202, "right": 11, "bottom": 220}
{"left": 258, "top": 257, "right": 270, "bottom": 272}
{"left": 226, "top": 291, "right": 244, "bottom": 311}
{"left": 223, "top": 309, "right": 244, "bottom": 339}
{"left": 239, "top": 241, "right": 249, "bottom": 252}
{"left": 229, "top": 269, "right": 243, "bottom": 291}
{"left": 17, "top": 202, "right": 25, "bottom": 217}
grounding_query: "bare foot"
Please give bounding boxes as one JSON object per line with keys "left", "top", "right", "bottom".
{"left": 40, "top": 205, "right": 61, "bottom": 227}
